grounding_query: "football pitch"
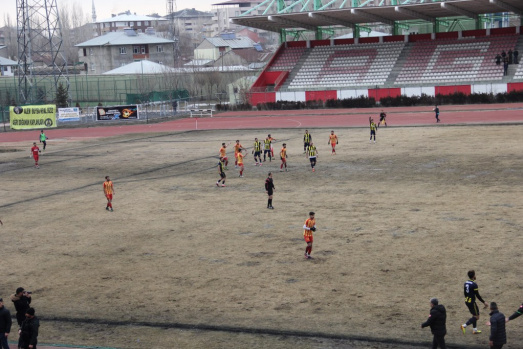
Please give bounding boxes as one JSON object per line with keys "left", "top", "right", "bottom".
{"left": 0, "top": 124, "right": 522, "bottom": 349}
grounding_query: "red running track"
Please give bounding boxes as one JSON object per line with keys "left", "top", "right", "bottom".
{"left": 1, "top": 104, "right": 522, "bottom": 143}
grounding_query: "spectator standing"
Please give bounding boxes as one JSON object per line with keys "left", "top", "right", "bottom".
{"left": 489, "top": 302, "right": 506, "bottom": 349}
{"left": 18, "top": 308, "right": 39, "bottom": 349}
{"left": 172, "top": 100, "right": 178, "bottom": 115}
{"left": 421, "top": 298, "right": 447, "bottom": 349}
{"left": 503, "top": 58, "right": 509, "bottom": 76}
{"left": 10, "top": 288, "right": 32, "bottom": 327}
{"left": 0, "top": 298, "right": 12, "bottom": 349}
{"left": 495, "top": 54, "right": 501, "bottom": 65}
{"left": 508, "top": 49, "right": 513, "bottom": 64}
{"left": 501, "top": 50, "right": 506, "bottom": 60}
{"left": 433, "top": 105, "right": 440, "bottom": 123}
{"left": 514, "top": 49, "right": 519, "bottom": 65}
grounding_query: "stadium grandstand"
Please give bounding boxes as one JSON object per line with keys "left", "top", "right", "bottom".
{"left": 231, "top": 0, "right": 523, "bottom": 105}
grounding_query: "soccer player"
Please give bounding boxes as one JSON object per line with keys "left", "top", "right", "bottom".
{"left": 39, "top": 130, "right": 48, "bottom": 150}
{"left": 268, "top": 134, "right": 276, "bottom": 158}
{"left": 369, "top": 117, "right": 377, "bottom": 143}
{"left": 237, "top": 148, "right": 246, "bottom": 177}
{"left": 303, "top": 130, "right": 312, "bottom": 153}
{"left": 328, "top": 130, "right": 338, "bottom": 154}
{"left": 233, "top": 140, "right": 243, "bottom": 168}
{"left": 506, "top": 303, "right": 522, "bottom": 322}
{"left": 434, "top": 105, "right": 440, "bottom": 123}
{"left": 265, "top": 172, "right": 275, "bottom": 209}
{"left": 30, "top": 142, "right": 41, "bottom": 168}
{"left": 280, "top": 143, "right": 288, "bottom": 172}
{"left": 306, "top": 142, "right": 318, "bottom": 172}
{"left": 252, "top": 138, "right": 262, "bottom": 166}
{"left": 219, "top": 143, "right": 229, "bottom": 169}
{"left": 263, "top": 136, "right": 272, "bottom": 162}
{"left": 461, "top": 270, "right": 488, "bottom": 335}
{"left": 303, "top": 211, "right": 316, "bottom": 259}
{"left": 216, "top": 159, "right": 226, "bottom": 187}
{"left": 103, "top": 176, "right": 115, "bottom": 212}
{"left": 378, "top": 110, "right": 387, "bottom": 127}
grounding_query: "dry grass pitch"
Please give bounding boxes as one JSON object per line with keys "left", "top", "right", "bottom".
{"left": 0, "top": 124, "right": 522, "bottom": 349}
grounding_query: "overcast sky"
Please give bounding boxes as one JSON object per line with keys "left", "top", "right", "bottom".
{"left": 2, "top": 0, "right": 216, "bottom": 24}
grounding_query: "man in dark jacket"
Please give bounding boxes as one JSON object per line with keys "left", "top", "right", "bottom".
{"left": 18, "top": 308, "right": 39, "bottom": 349}
{"left": 11, "top": 287, "right": 32, "bottom": 327}
{"left": 421, "top": 298, "right": 447, "bottom": 349}
{"left": 0, "top": 298, "right": 12, "bottom": 349}
{"left": 489, "top": 302, "right": 506, "bottom": 349}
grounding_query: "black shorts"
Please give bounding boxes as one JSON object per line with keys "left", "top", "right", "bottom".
{"left": 254, "top": 151, "right": 261, "bottom": 157}
{"left": 309, "top": 157, "right": 316, "bottom": 163}
{"left": 304, "top": 142, "right": 310, "bottom": 147}
{"left": 264, "top": 149, "right": 271, "bottom": 155}
{"left": 370, "top": 130, "right": 376, "bottom": 135}
{"left": 267, "top": 190, "right": 273, "bottom": 196}
{"left": 220, "top": 172, "right": 226, "bottom": 179}
{"left": 466, "top": 302, "right": 480, "bottom": 316}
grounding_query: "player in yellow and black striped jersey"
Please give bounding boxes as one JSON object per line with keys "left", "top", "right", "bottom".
{"left": 369, "top": 117, "right": 377, "bottom": 143}
{"left": 303, "top": 130, "right": 312, "bottom": 153}
{"left": 461, "top": 270, "right": 489, "bottom": 335}
{"left": 216, "top": 160, "right": 226, "bottom": 187}
{"left": 263, "top": 137, "right": 272, "bottom": 162}
{"left": 306, "top": 142, "right": 318, "bottom": 172}
{"left": 252, "top": 138, "right": 262, "bottom": 166}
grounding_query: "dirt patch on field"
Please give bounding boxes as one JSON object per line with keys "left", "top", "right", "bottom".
{"left": 0, "top": 126, "right": 521, "bottom": 348}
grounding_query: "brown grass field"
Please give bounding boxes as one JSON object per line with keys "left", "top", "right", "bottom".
{"left": 0, "top": 124, "right": 522, "bottom": 349}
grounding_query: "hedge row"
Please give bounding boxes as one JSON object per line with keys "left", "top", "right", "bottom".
{"left": 250, "top": 91, "right": 523, "bottom": 110}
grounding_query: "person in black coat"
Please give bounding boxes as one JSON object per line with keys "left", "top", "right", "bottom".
{"left": 18, "top": 308, "right": 39, "bottom": 349}
{"left": 514, "top": 50, "right": 519, "bottom": 65}
{"left": 0, "top": 298, "right": 12, "bottom": 349}
{"left": 11, "top": 287, "right": 32, "bottom": 327}
{"left": 489, "top": 302, "right": 507, "bottom": 349}
{"left": 421, "top": 298, "right": 447, "bottom": 349}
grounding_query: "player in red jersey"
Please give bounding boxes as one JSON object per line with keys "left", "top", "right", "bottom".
{"left": 237, "top": 148, "right": 247, "bottom": 177}
{"left": 328, "top": 131, "right": 338, "bottom": 154}
{"left": 279, "top": 143, "right": 288, "bottom": 172}
{"left": 303, "top": 212, "right": 316, "bottom": 259}
{"left": 30, "top": 142, "right": 41, "bottom": 168}
{"left": 268, "top": 134, "right": 276, "bottom": 158}
{"left": 219, "top": 143, "right": 229, "bottom": 169}
{"left": 103, "top": 176, "right": 115, "bottom": 211}
{"left": 233, "top": 140, "right": 243, "bottom": 168}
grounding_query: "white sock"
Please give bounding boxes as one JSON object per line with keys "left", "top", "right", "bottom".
{"left": 462, "top": 324, "right": 467, "bottom": 327}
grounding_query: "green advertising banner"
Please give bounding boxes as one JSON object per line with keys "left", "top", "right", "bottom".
{"left": 10, "top": 105, "right": 57, "bottom": 130}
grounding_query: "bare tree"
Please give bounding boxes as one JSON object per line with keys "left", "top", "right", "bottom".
{"left": 2, "top": 14, "right": 17, "bottom": 60}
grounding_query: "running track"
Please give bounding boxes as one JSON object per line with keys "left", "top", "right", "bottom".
{"left": 0, "top": 104, "right": 522, "bottom": 143}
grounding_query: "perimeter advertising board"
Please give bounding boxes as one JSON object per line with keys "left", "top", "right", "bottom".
{"left": 58, "top": 107, "right": 81, "bottom": 122}
{"left": 96, "top": 105, "right": 138, "bottom": 121}
{"left": 10, "top": 105, "right": 57, "bottom": 130}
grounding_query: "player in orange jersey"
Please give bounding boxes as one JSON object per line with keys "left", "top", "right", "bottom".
{"left": 268, "top": 134, "right": 276, "bottom": 158}
{"left": 30, "top": 142, "right": 41, "bottom": 168}
{"left": 219, "top": 143, "right": 229, "bottom": 169}
{"left": 233, "top": 140, "right": 243, "bottom": 168}
{"left": 303, "top": 211, "right": 316, "bottom": 259}
{"left": 103, "top": 176, "right": 115, "bottom": 211}
{"left": 237, "top": 148, "right": 247, "bottom": 177}
{"left": 279, "top": 143, "right": 288, "bottom": 172}
{"left": 328, "top": 130, "right": 338, "bottom": 154}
